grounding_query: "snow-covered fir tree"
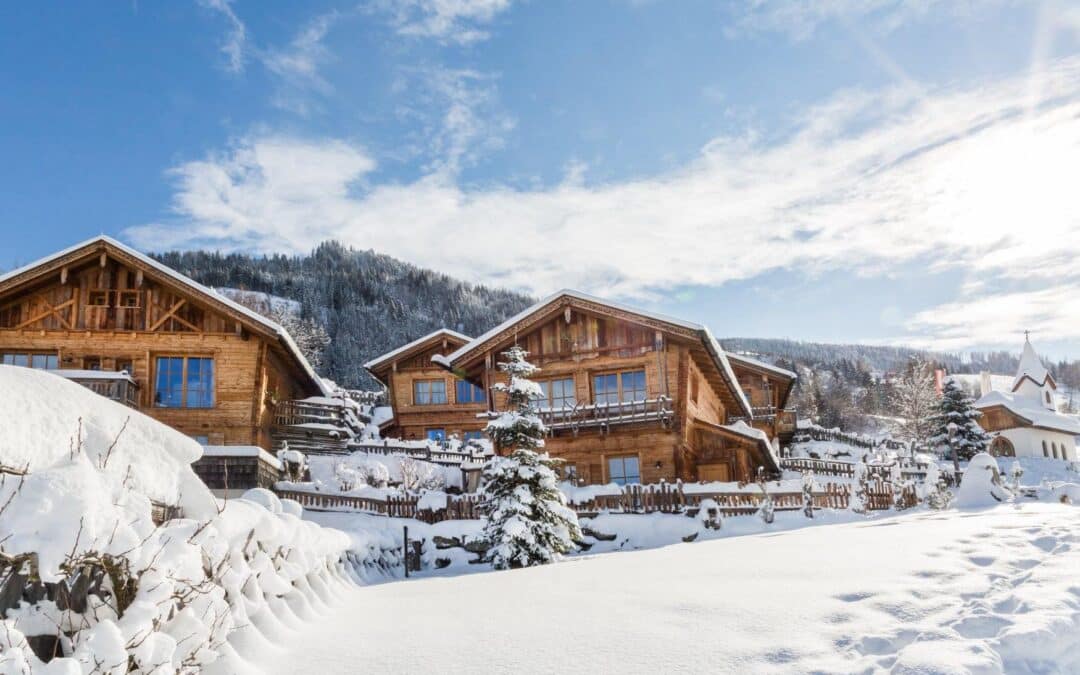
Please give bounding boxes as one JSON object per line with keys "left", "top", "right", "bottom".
{"left": 802, "top": 471, "right": 815, "bottom": 518}
{"left": 479, "top": 346, "right": 582, "bottom": 569}
{"left": 892, "top": 357, "right": 937, "bottom": 452}
{"left": 928, "top": 379, "right": 990, "bottom": 460}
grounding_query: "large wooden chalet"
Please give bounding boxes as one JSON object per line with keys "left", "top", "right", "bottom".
{"left": 366, "top": 291, "right": 797, "bottom": 485}
{"left": 0, "top": 236, "right": 330, "bottom": 457}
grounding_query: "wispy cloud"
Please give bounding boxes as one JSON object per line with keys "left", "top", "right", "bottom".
{"left": 198, "top": 0, "right": 247, "bottom": 72}
{"left": 259, "top": 11, "right": 341, "bottom": 115}
{"left": 729, "top": 0, "right": 1014, "bottom": 40}
{"left": 376, "top": 0, "right": 514, "bottom": 45}
{"left": 128, "top": 56, "right": 1080, "bottom": 348}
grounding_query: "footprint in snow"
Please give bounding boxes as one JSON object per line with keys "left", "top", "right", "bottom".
{"left": 1031, "top": 536, "right": 1058, "bottom": 553}
{"left": 967, "top": 555, "right": 996, "bottom": 567}
{"left": 952, "top": 615, "right": 1013, "bottom": 639}
{"left": 835, "top": 591, "right": 874, "bottom": 603}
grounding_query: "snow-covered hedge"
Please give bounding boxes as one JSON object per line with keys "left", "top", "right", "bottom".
{"left": 0, "top": 366, "right": 354, "bottom": 673}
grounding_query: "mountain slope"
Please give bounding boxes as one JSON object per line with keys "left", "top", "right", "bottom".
{"left": 154, "top": 242, "right": 534, "bottom": 388}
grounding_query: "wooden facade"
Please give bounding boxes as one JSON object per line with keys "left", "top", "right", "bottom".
{"left": 0, "top": 237, "right": 325, "bottom": 450}
{"left": 372, "top": 291, "right": 795, "bottom": 485}
{"left": 365, "top": 329, "right": 489, "bottom": 441}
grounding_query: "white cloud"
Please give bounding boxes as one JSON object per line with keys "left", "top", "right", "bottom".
{"left": 259, "top": 11, "right": 340, "bottom": 115}
{"left": 128, "top": 57, "right": 1080, "bottom": 347}
{"left": 729, "top": 0, "right": 1015, "bottom": 40}
{"left": 377, "top": 0, "right": 514, "bottom": 45}
{"left": 198, "top": 0, "right": 247, "bottom": 73}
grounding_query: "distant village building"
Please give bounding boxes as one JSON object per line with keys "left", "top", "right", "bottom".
{"left": 974, "top": 338, "right": 1080, "bottom": 461}
{"left": 366, "top": 290, "right": 798, "bottom": 485}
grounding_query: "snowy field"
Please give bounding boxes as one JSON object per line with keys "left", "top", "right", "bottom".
{"left": 267, "top": 504, "right": 1080, "bottom": 674}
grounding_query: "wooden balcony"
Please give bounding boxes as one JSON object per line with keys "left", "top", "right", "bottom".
{"left": 535, "top": 396, "right": 673, "bottom": 435}
{"left": 730, "top": 407, "right": 798, "bottom": 439}
{"left": 51, "top": 370, "right": 140, "bottom": 408}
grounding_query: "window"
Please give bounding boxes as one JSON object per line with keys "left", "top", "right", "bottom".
{"left": 562, "top": 463, "right": 579, "bottom": 483}
{"left": 3, "top": 352, "right": 58, "bottom": 369}
{"left": 539, "top": 377, "right": 576, "bottom": 410}
{"left": 426, "top": 428, "right": 446, "bottom": 442}
{"left": 1063, "top": 446, "right": 1071, "bottom": 461}
{"left": 593, "top": 370, "right": 646, "bottom": 405}
{"left": 83, "top": 357, "right": 101, "bottom": 371}
{"left": 464, "top": 431, "right": 485, "bottom": 442}
{"left": 1047, "top": 391, "right": 1053, "bottom": 405}
{"left": 607, "top": 455, "right": 641, "bottom": 485}
{"left": 154, "top": 356, "right": 214, "bottom": 408}
{"left": 190, "top": 435, "right": 209, "bottom": 446}
{"left": 455, "top": 379, "right": 486, "bottom": 404}
{"left": 88, "top": 290, "right": 110, "bottom": 307}
{"left": 1043, "top": 440, "right": 1050, "bottom": 458}
{"left": 414, "top": 379, "right": 447, "bottom": 405}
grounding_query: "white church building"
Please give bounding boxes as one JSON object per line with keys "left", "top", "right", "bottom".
{"left": 974, "top": 338, "right": 1080, "bottom": 461}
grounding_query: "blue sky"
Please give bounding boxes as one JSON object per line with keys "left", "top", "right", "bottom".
{"left": 3, "top": 1, "right": 1080, "bottom": 357}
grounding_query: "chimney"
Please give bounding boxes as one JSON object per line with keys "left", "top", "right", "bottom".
{"left": 980, "top": 371, "right": 992, "bottom": 397}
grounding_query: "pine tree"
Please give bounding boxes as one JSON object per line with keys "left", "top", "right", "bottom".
{"left": 479, "top": 346, "right": 582, "bottom": 569}
{"left": 892, "top": 357, "right": 937, "bottom": 452}
{"left": 928, "top": 379, "right": 990, "bottom": 461}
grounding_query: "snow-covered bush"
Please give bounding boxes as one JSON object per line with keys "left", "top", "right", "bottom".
{"left": 696, "top": 498, "right": 723, "bottom": 530}
{"left": 850, "top": 461, "right": 870, "bottom": 514}
{"left": 802, "top": 472, "right": 815, "bottom": 518}
{"left": 0, "top": 367, "right": 352, "bottom": 673}
{"left": 478, "top": 347, "right": 582, "bottom": 569}
{"left": 955, "top": 453, "right": 1013, "bottom": 507}
{"left": 756, "top": 475, "right": 775, "bottom": 525}
{"left": 399, "top": 456, "right": 445, "bottom": 492}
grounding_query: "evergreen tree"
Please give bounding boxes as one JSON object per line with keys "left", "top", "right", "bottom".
{"left": 892, "top": 357, "right": 937, "bottom": 452}
{"left": 928, "top": 379, "right": 990, "bottom": 461}
{"left": 479, "top": 346, "right": 582, "bottom": 569}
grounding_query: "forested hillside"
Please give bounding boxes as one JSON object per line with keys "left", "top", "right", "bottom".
{"left": 154, "top": 242, "right": 533, "bottom": 388}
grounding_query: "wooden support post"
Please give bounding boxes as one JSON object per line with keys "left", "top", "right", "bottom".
{"left": 403, "top": 526, "right": 409, "bottom": 578}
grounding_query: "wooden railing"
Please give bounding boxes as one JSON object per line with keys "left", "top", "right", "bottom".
{"left": 274, "top": 479, "right": 915, "bottom": 523}
{"left": 273, "top": 399, "right": 346, "bottom": 427}
{"left": 349, "top": 440, "right": 490, "bottom": 466}
{"left": 534, "top": 397, "right": 674, "bottom": 434}
{"left": 66, "top": 376, "right": 139, "bottom": 408}
{"left": 780, "top": 457, "right": 856, "bottom": 478}
{"left": 794, "top": 427, "right": 905, "bottom": 451}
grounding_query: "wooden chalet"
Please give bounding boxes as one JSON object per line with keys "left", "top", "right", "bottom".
{"left": 419, "top": 290, "right": 796, "bottom": 485}
{"left": 0, "top": 236, "right": 330, "bottom": 454}
{"left": 364, "top": 329, "right": 488, "bottom": 442}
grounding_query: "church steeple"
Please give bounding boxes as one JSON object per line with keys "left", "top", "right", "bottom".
{"left": 1012, "top": 335, "right": 1056, "bottom": 409}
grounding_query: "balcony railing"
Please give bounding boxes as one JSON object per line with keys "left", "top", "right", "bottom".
{"left": 51, "top": 370, "right": 140, "bottom": 408}
{"left": 532, "top": 396, "right": 673, "bottom": 435}
{"left": 730, "top": 407, "right": 798, "bottom": 435}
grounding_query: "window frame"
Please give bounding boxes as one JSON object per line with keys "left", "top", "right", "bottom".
{"left": 2, "top": 351, "right": 59, "bottom": 369}
{"left": 153, "top": 355, "right": 215, "bottom": 409}
{"left": 414, "top": 378, "right": 448, "bottom": 406}
{"left": 426, "top": 428, "right": 446, "bottom": 442}
{"left": 454, "top": 379, "right": 486, "bottom": 405}
{"left": 606, "top": 454, "right": 641, "bottom": 486}
{"left": 592, "top": 369, "right": 647, "bottom": 406}
{"left": 538, "top": 376, "right": 577, "bottom": 410}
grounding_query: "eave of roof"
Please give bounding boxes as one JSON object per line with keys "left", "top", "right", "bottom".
{"left": 0, "top": 235, "right": 329, "bottom": 396}
{"left": 439, "top": 289, "right": 753, "bottom": 417}
{"left": 363, "top": 328, "right": 472, "bottom": 372}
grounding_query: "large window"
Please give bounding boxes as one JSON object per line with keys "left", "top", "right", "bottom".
{"left": 455, "top": 379, "right": 486, "bottom": 404}
{"left": 463, "top": 430, "right": 485, "bottom": 442}
{"left": 2, "top": 352, "right": 58, "bottom": 369}
{"left": 593, "top": 370, "right": 646, "bottom": 405}
{"left": 154, "top": 356, "right": 214, "bottom": 408}
{"left": 414, "top": 379, "right": 447, "bottom": 405}
{"left": 539, "top": 377, "right": 576, "bottom": 410}
{"left": 607, "top": 455, "right": 641, "bottom": 485}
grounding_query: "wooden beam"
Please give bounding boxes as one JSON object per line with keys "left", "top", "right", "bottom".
{"left": 60, "top": 266, "right": 68, "bottom": 285}
{"left": 149, "top": 298, "right": 186, "bottom": 331}
{"left": 99, "top": 252, "right": 107, "bottom": 268}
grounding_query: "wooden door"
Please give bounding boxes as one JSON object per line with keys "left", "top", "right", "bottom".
{"left": 698, "top": 463, "right": 731, "bottom": 482}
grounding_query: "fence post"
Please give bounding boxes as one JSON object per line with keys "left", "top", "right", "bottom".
{"left": 403, "top": 525, "right": 409, "bottom": 579}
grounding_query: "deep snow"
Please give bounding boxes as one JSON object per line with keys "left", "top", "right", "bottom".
{"left": 270, "top": 503, "right": 1080, "bottom": 674}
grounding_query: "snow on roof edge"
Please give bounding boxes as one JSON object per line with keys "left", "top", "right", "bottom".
{"left": 1, "top": 235, "right": 329, "bottom": 396}
{"left": 724, "top": 351, "right": 797, "bottom": 380}
{"left": 363, "top": 328, "right": 472, "bottom": 371}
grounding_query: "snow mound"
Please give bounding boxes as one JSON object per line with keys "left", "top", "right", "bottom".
{"left": 0, "top": 365, "right": 214, "bottom": 513}
{"left": 955, "top": 453, "right": 1013, "bottom": 508}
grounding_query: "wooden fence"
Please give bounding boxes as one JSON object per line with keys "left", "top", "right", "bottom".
{"left": 275, "top": 480, "right": 915, "bottom": 522}
{"left": 793, "top": 427, "right": 905, "bottom": 451}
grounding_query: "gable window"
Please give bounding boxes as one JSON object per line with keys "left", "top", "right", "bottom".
{"left": 455, "top": 379, "right": 486, "bottom": 404}
{"left": 539, "top": 377, "right": 576, "bottom": 410}
{"left": 607, "top": 455, "right": 641, "bottom": 485}
{"left": 426, "top": 428, "right": 446, "bottom": 442}
{"left": 414, "top": 379, "right": 447, "bottom": 405}
{"left": 2, "top": 352, "right": 58, "bottom": 369}
{"left": 154, "top": 356, "right": 214, "bottom": 408}
{"left": 593, "top": 370, "right": 646, "bottom": 405}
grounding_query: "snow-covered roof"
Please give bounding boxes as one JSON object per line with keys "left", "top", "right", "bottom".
{"left": 201, "top": 445, "right": 283, "bottom": 469}
{"left": 974, "top": 390, "right": 1080, "bottom": 436}
{"left": 363, "top": 328, "right": 472, "bottom": 372}
{"left": 1012, "top": 338, "right": 1054, "bottom": 391}
{"left": 724, "top": 352, "right": 797, "bottom": 380}
{"left": 0, "top": 235, "right": 329, "bottom": 396}
{"left": 436, "top": 289, "right": 752, "bottom": 417}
